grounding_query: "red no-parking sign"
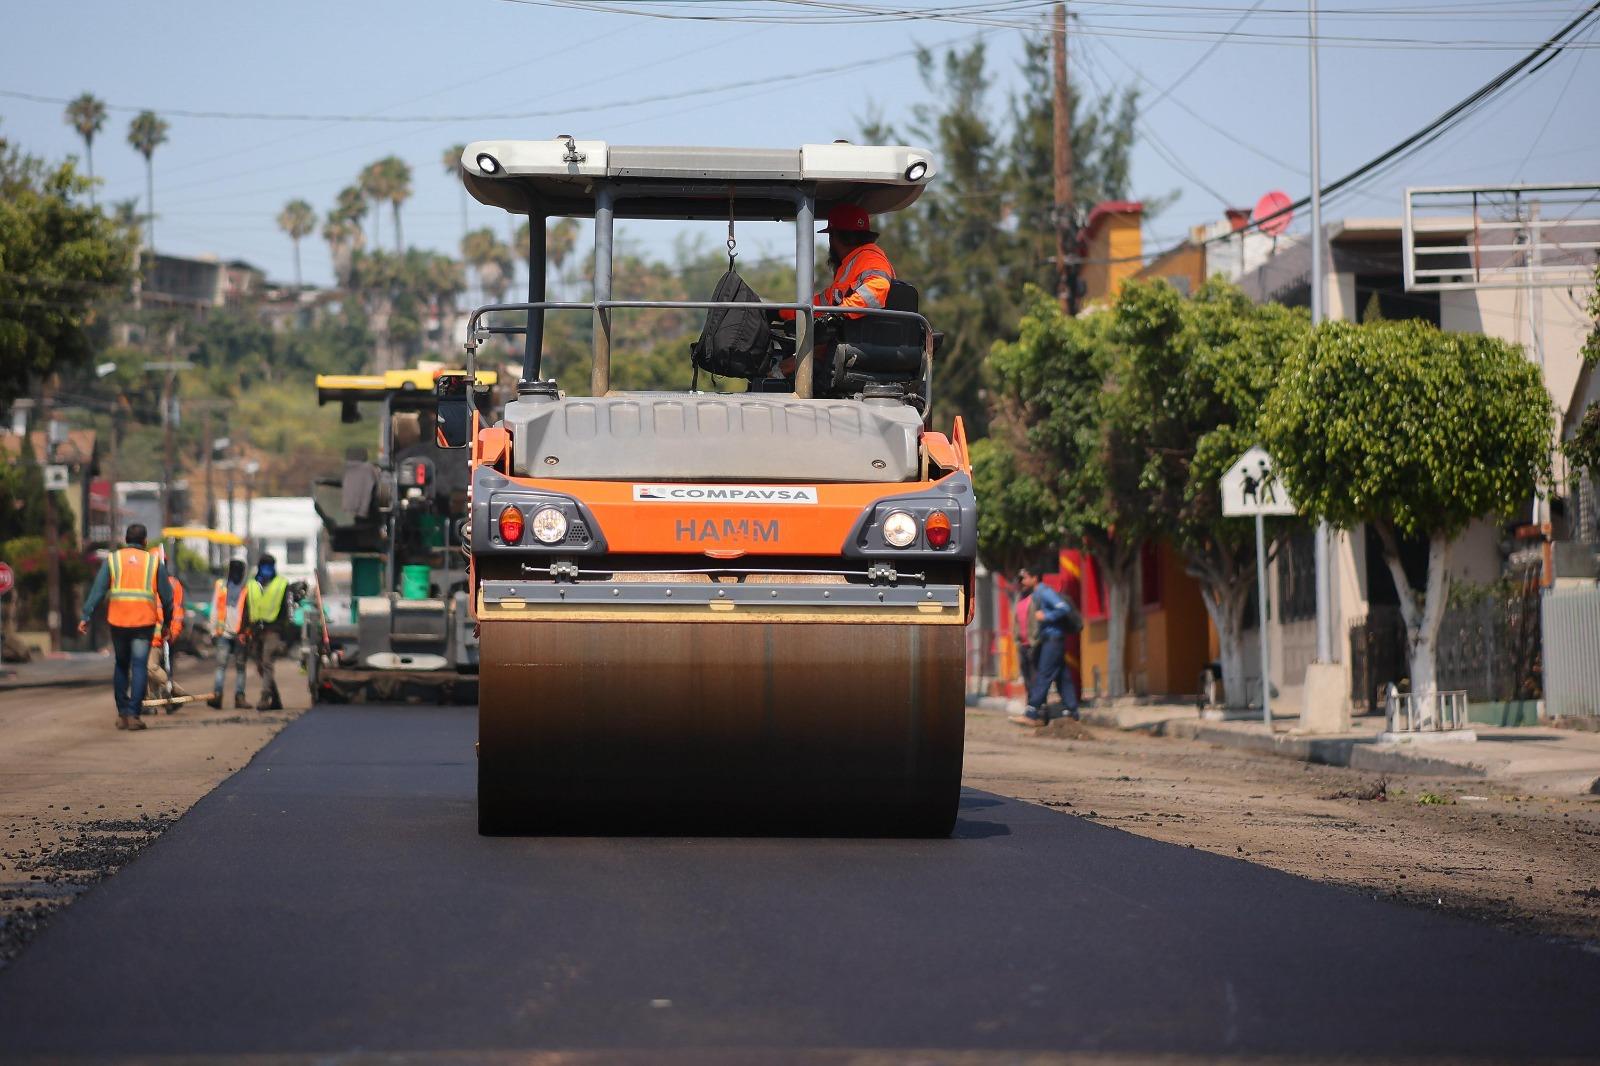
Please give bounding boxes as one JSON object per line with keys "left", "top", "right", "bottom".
{"left": 0, "top": 562, "right": 14, "bottom": 596}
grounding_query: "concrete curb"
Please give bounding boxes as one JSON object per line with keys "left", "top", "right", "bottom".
{"left": 970, "top": 691, "right": 1489, "bottom": 778}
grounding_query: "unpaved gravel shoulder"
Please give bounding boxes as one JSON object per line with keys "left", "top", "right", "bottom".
{"left": 0, "top": 659, "right": 306, "bottom": 966}
{"left": 963, "top": 710, "right": 1600, "bottom": 946}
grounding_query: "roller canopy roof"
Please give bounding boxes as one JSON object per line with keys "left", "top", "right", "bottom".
{"left": 461, "top": 140, "right": 937, "bottom": 220}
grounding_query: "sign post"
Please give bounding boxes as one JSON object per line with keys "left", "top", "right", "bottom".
{"left": 1221, "top": 447, "right": 1296, "bottom": 726}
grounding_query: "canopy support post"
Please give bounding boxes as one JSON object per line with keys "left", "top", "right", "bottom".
{"left": 794, "top": 191, "right": 816, "bottom": 399}
{"left": 524, "top": 200, "right": 547, "bottom": 382}
{"left": 591, "top": 185, "right": 614, "bottom": 397}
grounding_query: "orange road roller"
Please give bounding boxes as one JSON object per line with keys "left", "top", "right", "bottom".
{"left": 437, "top": 139, "right": 975, "bottom": 835}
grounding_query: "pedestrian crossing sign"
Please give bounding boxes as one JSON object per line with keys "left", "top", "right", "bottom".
{"left": 1221, "top": 446, "right": 1296, "bottom": 518}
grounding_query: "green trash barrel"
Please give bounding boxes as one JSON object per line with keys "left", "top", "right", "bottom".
{"left": 400, "top": 565, "right": 431, "bottom": 600}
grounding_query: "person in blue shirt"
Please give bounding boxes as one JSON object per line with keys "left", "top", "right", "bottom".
{"left": 1015, "top": 566, "right": 1080, "bottom": 725}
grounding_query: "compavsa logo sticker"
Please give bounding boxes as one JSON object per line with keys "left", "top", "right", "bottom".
{"left": 633, "top": 484, "right": 819, "bottom": 504}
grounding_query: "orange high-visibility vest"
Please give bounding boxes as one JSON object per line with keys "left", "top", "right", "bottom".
{"left": 211, "top": 579, "right": 245, "bottom": 637}
{"left": 780, "top": 243, "right": 896, "bottom": 322}
{"left": 159, "top": 578, "right": 185, "bottom": 640}
{"left": 106, "top": 548, "right": 161, "bottom": 628}
{"left": 820, "top": 242, "right": 894, "bottom": 317}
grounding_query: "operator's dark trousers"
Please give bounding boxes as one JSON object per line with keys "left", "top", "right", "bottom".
{"left": 110, "top": 624, "right": 155, "bottom": 719}
{"left": 1027, "top": 633, "right": 1078, "bottom": 720}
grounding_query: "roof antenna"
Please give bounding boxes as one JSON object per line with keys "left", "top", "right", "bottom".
{"left": 558, "top": 134, "right": 586, "bottom": 164}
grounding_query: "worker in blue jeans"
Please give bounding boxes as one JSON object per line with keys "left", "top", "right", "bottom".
{"left": 1015, "top": 566, "right": 1080, "bottom": 726}
{"left": 77, "top": 523, "right": 176, "bottom": 731}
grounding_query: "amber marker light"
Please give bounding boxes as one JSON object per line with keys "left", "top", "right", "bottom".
{"left": 498, "top": 506, "right": 525, "bottom": 544}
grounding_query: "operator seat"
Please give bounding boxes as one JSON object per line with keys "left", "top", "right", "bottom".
{"left": 828, "top": 280, "right": 936, "bottom": 398}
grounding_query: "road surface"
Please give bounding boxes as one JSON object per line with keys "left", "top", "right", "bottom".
{"left": 1, "top": 702, "right": 1598, "bottom": 1063}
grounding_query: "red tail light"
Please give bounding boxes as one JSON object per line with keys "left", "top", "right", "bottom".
{"left": 498, "top": 506, "right": 524, "bottom": 544}
{"left": 925, "top": 510, "right": 951, "bottom": 549}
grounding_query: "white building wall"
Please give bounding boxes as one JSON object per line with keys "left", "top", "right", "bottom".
{"left": 214, "top": 497, "right": 321, "bottom": 586}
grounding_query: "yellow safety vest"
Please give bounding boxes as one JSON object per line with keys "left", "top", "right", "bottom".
{"left": 246, "top": 576, "right": 289, "bottom": 625}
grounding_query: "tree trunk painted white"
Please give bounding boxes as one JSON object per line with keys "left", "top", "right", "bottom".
{"left": 1106, "top": 552, "right": 1134, "bottom": 699}
{"left": 1375, "top": 524, "right": 1452, "bottom": 725}
{"left": 1199, "top": 579, "right": 1251, "bottom": 709}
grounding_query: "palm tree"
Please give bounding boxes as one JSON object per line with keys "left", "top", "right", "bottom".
{"left": 443, "top": 143, "right": 468, "bottom": 246}
{"left": 359, "top": 161, "right": 387, "bottom": 248}
{"left": 377, "top": 156, "right": 412, "bottom": 254}
{"left": 126, "top": 110, "right": 169, "bottom": 254}
{"left": 324, "top": 185, "right": 368, "bottom": 290}
{"left": 276, "top": 199, "right": 317, "bottom": 290}
{"left": 461, "top": 227, "right": 513, "bottom": 304}
{"left": 63, "top": 93, "right": 107, "bottom": 205}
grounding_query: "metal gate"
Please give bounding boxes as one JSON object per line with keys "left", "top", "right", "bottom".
{"left": 1543, "top": 587, "right": 1600, "bottom": 717}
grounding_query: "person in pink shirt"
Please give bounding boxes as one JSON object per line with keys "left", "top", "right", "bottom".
{"left": 1013, "top": 589, "right": 1034, "bottom": 690}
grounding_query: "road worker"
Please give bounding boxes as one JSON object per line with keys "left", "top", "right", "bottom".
{"left": 776, "top": 204, "right": 896, "bottom": 386}
{"left": 207, "top": 558, "right": 250, "bottom": 709}
{"left": 243, "top": 553, "right": 290, "bottom": 711}
{"left": 781, "top": 204, "right": 896, "bottom": 321}
{"left": 76, "top": 523, "right": 175, "bottom": 731}
{"left": 144, "top": 549, "right": 188, "bottom": 703}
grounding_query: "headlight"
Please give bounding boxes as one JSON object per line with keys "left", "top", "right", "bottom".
{"left": 882, "top": 510, "right": 917, "bottom": 548}
{"left": 530, "top": 506, "right": 569, "bottom": 544}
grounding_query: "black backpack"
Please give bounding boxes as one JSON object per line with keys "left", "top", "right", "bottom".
{"left": 691, "top": 270, "right": 772, "bottom": 379}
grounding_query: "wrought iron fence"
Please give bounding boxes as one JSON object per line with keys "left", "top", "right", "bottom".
{"left": 1436, "top": 587, "right": 1542, "bottom": 702}
{"left": 1349, "top": 607, "right": 1407, "bottom": 714}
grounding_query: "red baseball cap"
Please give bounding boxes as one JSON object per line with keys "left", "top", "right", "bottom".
{"left": 820, "top": 204, "right": 876, "bottom": 235}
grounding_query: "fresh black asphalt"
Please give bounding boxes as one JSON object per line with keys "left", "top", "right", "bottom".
{"left": 2, "top": 704, "right": 1598, "bottom": 1061}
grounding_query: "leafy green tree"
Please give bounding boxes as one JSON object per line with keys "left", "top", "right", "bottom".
{"left": 864, "top": 39, "right": 1141, "bottom": 431}
{"left": 1112, "top": 277, "right": 1310, "bottom": 707}
{"left": 1565, "top": 264, "right": 1600, "bottom": 475}
{"left": 63, "top": 92, "right": 107, "bottom": 205}
{"left": 969, "top": 436, "right": 1062, "bottom": 575}
{"left": 126, "top": 110, "right": 168, "bottom": 252}
{"left": 0, "top": 136, "right": 137, "bottom": 410}
{"left": 276, "top": 199, "right": 317, "bottom": 290}
{"left": 988, "top": 288, "right": 1151, "bottom": 695}
{"left": 1263, "top": 319, "right": 1552, "bottom": 704}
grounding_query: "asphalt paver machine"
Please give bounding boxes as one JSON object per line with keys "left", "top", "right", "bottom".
{"left": 307, "top": 369, "right": 497, "bottom": 703}
{"left": 446, "top": 139, "right": 976, "bottom": 835}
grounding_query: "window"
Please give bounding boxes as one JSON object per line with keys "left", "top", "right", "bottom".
{"left": 284, "top": 539, "right": 306, "bottom": 566}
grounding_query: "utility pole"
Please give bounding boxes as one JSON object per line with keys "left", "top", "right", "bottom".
{"left": 161, "top": 366, "right": 177, "bottom": 528}
{"left": 1308, "top": 0, "right": 1333, "bottom": 667}
{"left": 40, "top": 382, "right": 63, "bottom": 653}
{"left": 1052, "top": 2, "right": 1077, "bottom": 314}
{"left": 203, "top": 407, "right": 216, "bottom": 566}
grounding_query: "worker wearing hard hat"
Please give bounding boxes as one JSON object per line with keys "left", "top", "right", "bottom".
{"left": 243, "top": 554, "right": 290, "bottom": 711}
{"left": 207, "top": 558, "right": 250, "bottom": 710}
{"left": 76, "top": 523, "right": 175, "bottom": 731}
{"left": 781, "top": 204, "right": 896, "bottom": 322}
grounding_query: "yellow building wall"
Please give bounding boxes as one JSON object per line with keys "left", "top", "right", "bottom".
{"left": 1080, "top": 208, "right": 1145, "bottom": 306}
{"left": 1077, "top": 541, "right": 1213, "bottom": 698}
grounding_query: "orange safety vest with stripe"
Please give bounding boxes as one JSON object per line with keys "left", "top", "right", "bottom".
{"left": 159, "top": 577, "right": 185, "bottom": 640}
{"left": 211, "top": 579, "right": 246, "bottom": 638}
{"left": 106, "top": 548, "right": 161, "bottom": 628}
{"left": 781, "top": 243, "right": 896, "bottom": 321}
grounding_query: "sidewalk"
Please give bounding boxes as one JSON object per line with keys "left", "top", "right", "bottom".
{"left": 966, "top": 692, "right": 1600, "bottom": 795}
{"left": 0, "top": 652, "right": 114, "bottom": 691}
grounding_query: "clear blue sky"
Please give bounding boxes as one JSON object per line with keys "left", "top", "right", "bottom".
{"left": 3, "top": 0, "right": 1596, "bottom": 288}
